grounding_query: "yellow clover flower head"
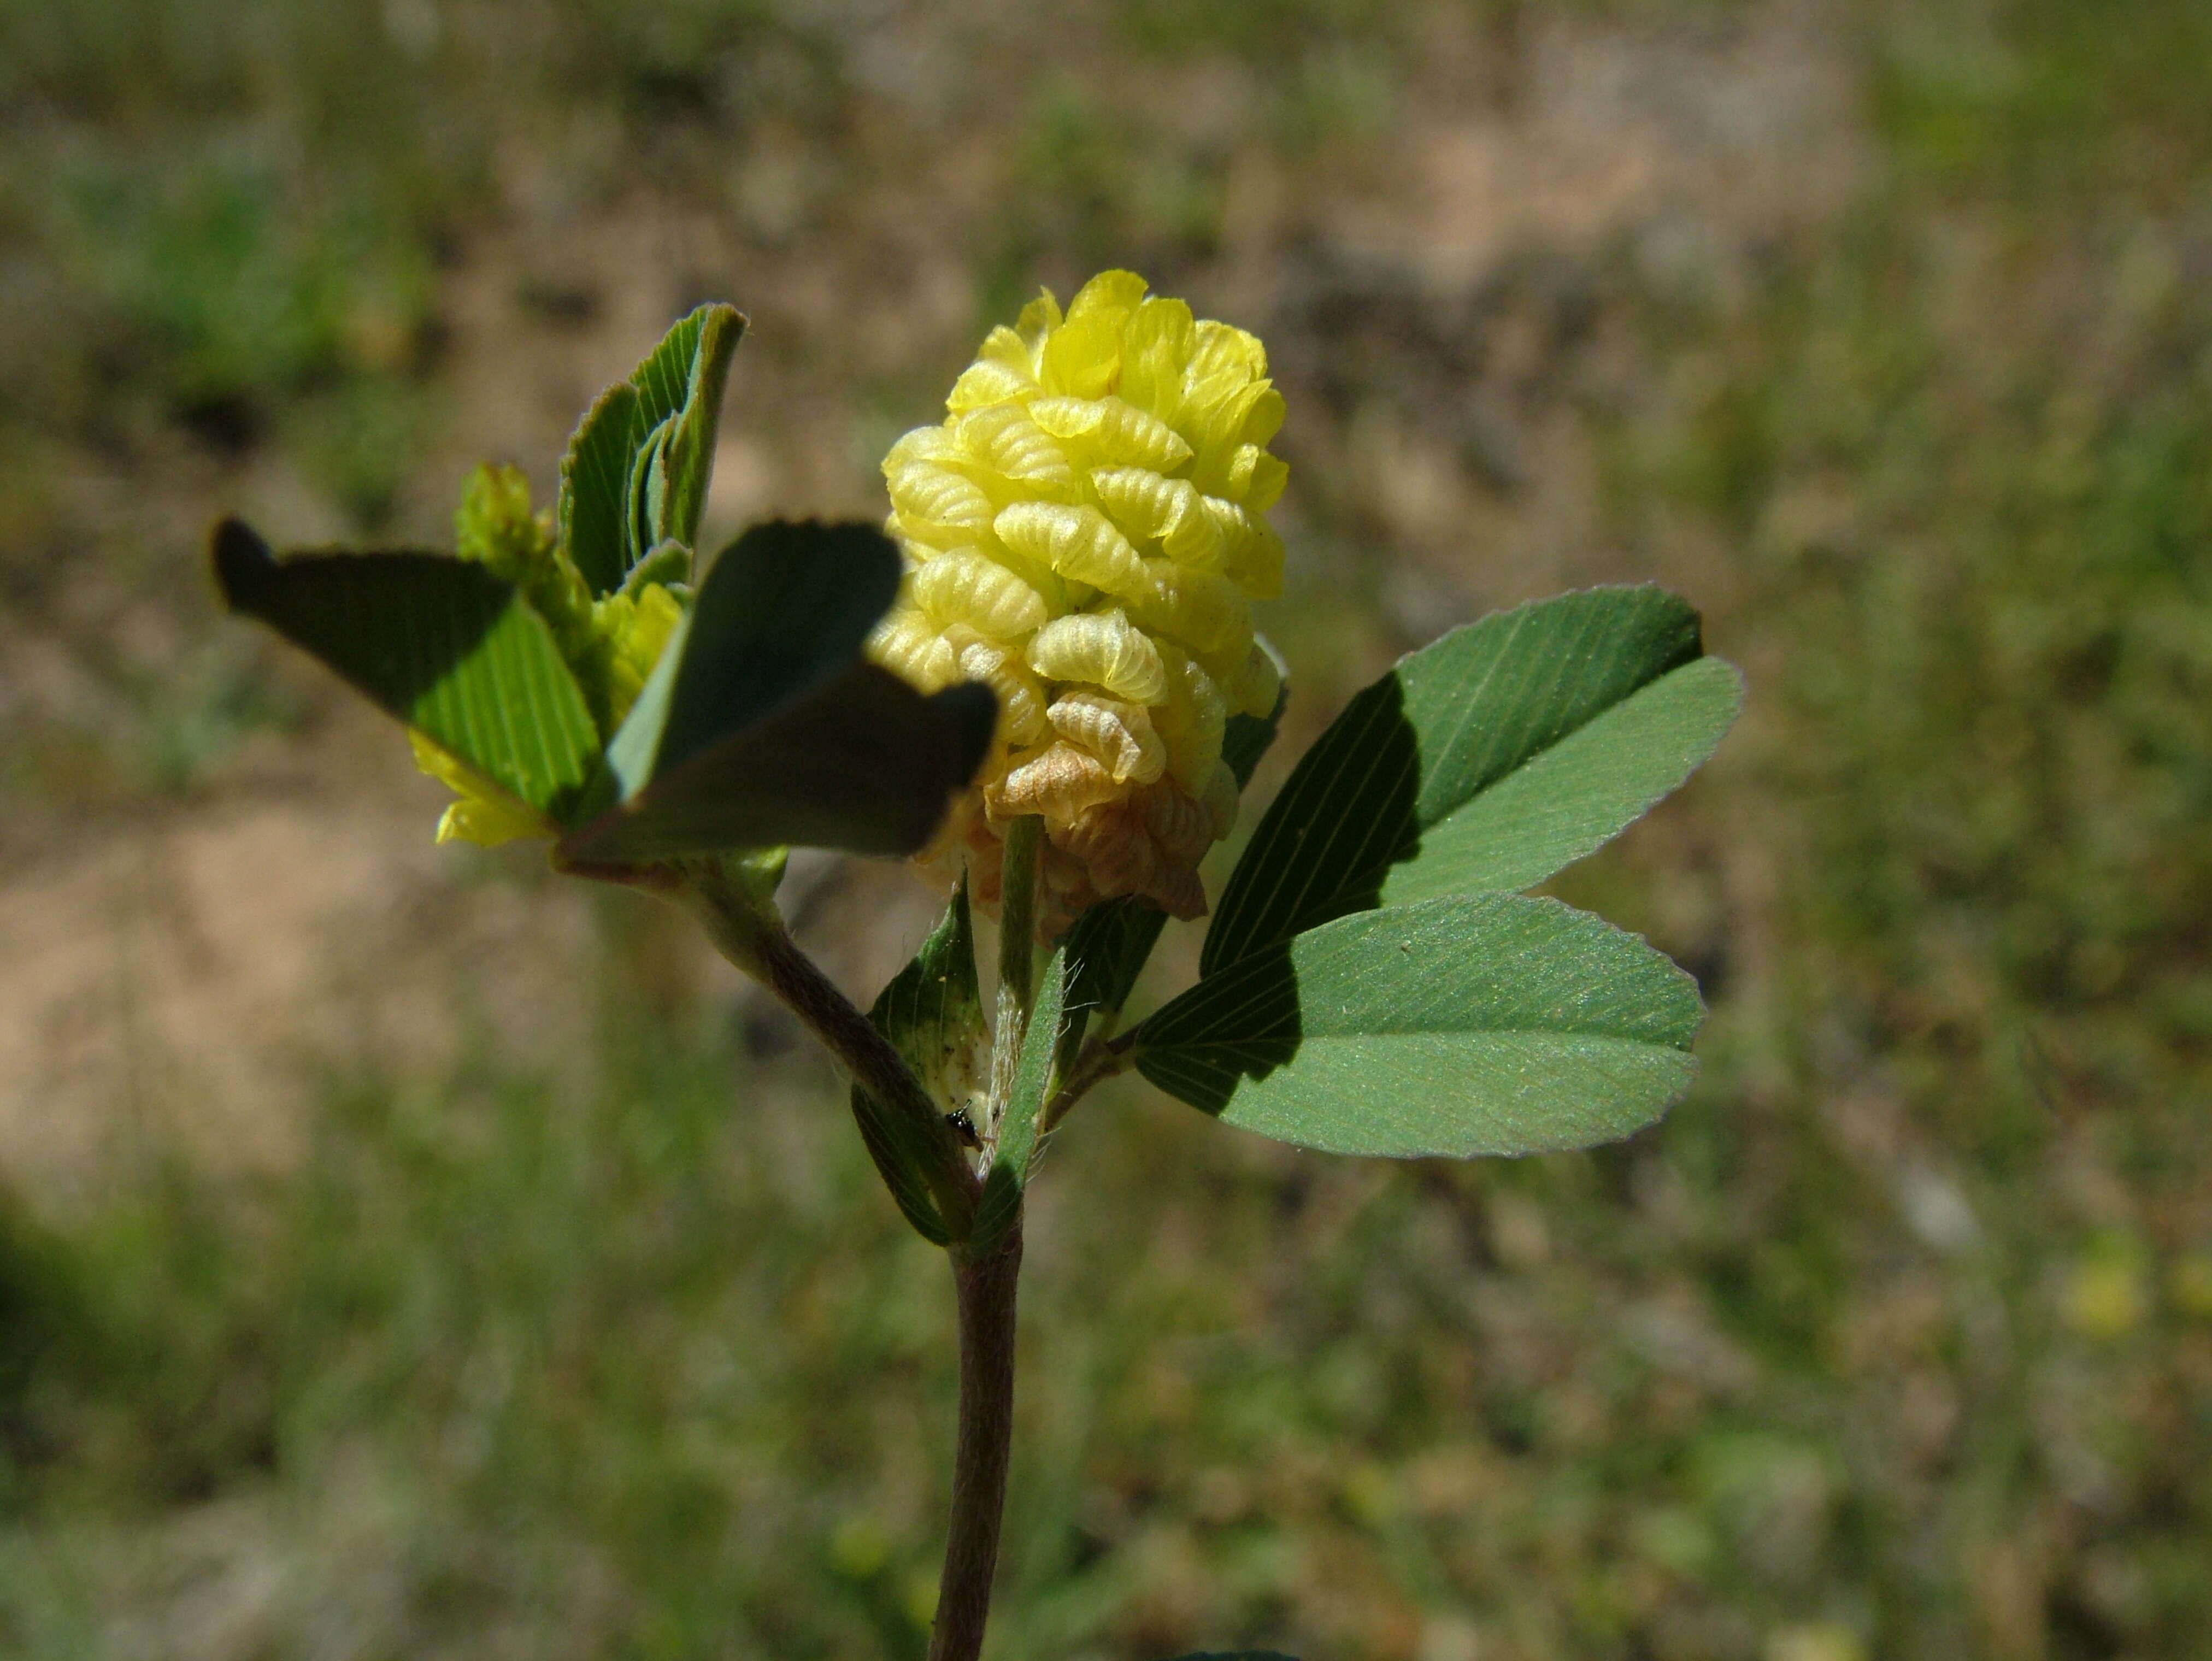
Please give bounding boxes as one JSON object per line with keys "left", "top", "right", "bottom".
{"left": 868, "top": 270, "right": 1287, "bottom": 933}
{"left": 414, "top": 463, "right": 685, "bottom": 846}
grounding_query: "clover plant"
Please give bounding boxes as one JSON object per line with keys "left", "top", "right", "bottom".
{"left": 214, "top": 273, "right": 1742, "bottom": 1661}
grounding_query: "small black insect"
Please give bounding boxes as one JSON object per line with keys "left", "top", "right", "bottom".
{"left": 944, "top": 1109, "right": 981, "bottom": 1149}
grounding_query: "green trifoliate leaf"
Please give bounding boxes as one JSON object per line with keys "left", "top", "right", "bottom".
{"left": 973, "top": 946, "right": 1067, "bottom": 1252}
{"left": 1134, "top": 893, "right": 1702, "bottom": 1158}
{"left": 1203, "top": 587, "right": 1740, "bottom": 976}
{"left": 852, "top": 881, "right": 986, "bottom": 1245}
{"left": 211, "top": 519, "right": 601, "bottom": 822}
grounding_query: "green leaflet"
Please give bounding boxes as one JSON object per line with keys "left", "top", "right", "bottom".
{"left": 557, "top": 662, "right": 995, "bottom": 863}
{"left": 1203, "top": 586, "right": 1739, "bottom": 976}
{"left": 631, "top": 304, "right": 737, "bottom": 438}
{"left": 626, "top": 418, "right": 672, "bottom": 579}
{"left": 972, "top": 947, "right": 1067, "bottom": 1251}
{"left": 558, "top": 522, "right": 995, "bottom": 863}
{"left": 652, "top": 521, "right": 904, "bottom": 780}
{"left": 1385, "top": 655, "right": 1743, "bottom": 902}
{"left": 555, "top": 303, "right": 746, "bottom": 596}
{"left": 852, "top": 882, "right": 986, "bottom": 1245}
{"left": 1134, "top": 893, "right": 1703, "bottom": 1158}
{"left": 594, "top": 519, "right": 904, "bottom": 800}
{"left": 633, "top": 302, "right": 745, "bottom": 556}
{"left": 211, "top": 519, "right": 601, "bottom": 823}
{"left": 558, "top": 380, "right": 641, "bottom": 597}
{"left": 622, "top": 539, "right": 691, "bottom": 597}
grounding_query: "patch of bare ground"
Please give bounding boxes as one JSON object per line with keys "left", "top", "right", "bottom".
{"left": 0, "top": 708, "right": 597, "bottom": 1186}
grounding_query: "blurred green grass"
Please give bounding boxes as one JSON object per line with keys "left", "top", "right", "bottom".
{"left": 2, "top": 1, "right": 2211, "bottom": 1657}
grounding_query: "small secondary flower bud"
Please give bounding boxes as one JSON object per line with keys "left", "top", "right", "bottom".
{"left": 414, "top": 464, "right": 686, "bottom": 846}
{"left": 868, "top": 271, "right": 1287, "bottom": 935}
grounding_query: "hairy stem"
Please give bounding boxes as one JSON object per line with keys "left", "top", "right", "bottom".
{"left": 936, "top": 818, "right": 1039, "bottom": 1658}
{"left": 985, "top": 814, "right": 1043, "bottom": 1146}
{"left": 928, "top": 1222, "right": 1023, "bottom": 1661}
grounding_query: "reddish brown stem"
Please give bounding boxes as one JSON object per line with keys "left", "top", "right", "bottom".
{"left": 672, "top": 858, "right": 981, "bottom": 1240}
{"left": 927, "top": 1220, "right": 1023, "bottom": 1661}
{"left": 638, "top": 853, "right": 1020, "bottom": 1656}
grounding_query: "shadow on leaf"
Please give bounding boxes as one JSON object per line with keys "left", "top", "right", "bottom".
{"left": 211, "top": 517, "right": 603, "bottom": 820}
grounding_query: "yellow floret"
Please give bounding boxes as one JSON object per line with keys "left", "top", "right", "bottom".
{"left": 1227, "top": 639, "right": 1285, "bottom": 720}
{"left": 1132, "top": 562, "right": 1249, "bottom": 657}
{"left": 1047, "top": 690, "right": 1167, "bottom": 785}
{"left": 950, "top": 633, "right": 1052, "bottom": 750}
{"left": 595, "top": 581, "right": 685, "bottom": 728}
{"left": 1028, "top": 396, "right": 1192, "bottom": 472}
{"left": 1088, "top": 467, "right": 1218, "bottom": 565}
{"left": 1151, "top": 643, "right": 1228, "bottom": 796}
{"left": 995, "top": 502, "right": 1150, "bottom": 600}
{"left": 1026, "top": 610, "right": 1168, "bottom": 704}
{"left": 410, "top": 731, "right": 556, "bottom": 847}
{"left": 868, "top": 609, "right": 961, "bottom": 692}
{"left": 912, "top": 547, "right": 1053, "bottom": 640}
{"left": 889, "top": 462, "right": 996, "bottom": 547}
{"left": 871, "top": 269, "right": 1289, "bottom": 933}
